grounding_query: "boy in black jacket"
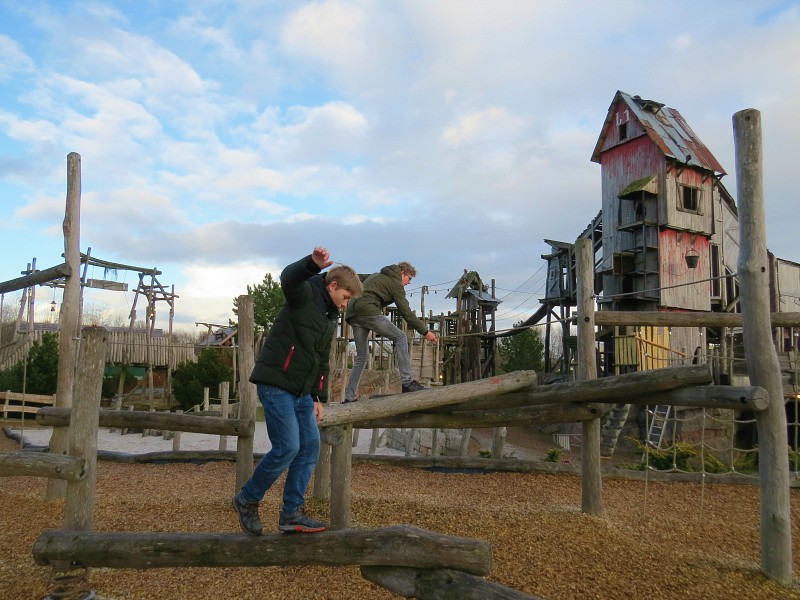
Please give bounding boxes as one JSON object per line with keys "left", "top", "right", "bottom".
{"left": 233, "top": 247, "right": 362, "bottom": 535}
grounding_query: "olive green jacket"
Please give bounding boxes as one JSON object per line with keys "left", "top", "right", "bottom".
{"left": 345, "top": 264, "right": 429, "bottom": 336}
{"left": 249, "top": 255, "right": 338, "bottom": 402}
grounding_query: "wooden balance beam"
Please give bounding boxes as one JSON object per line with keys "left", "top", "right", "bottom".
{"left": 33, "top": 524, "right": 491, "bottom": 575}
{"left": 0, "top": 451, "right": 85, "bottom": 481}
{"left": 36, "top": 407, "right": 254, "bottom": 438}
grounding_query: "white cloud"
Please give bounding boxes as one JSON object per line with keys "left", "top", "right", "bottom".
{"left": 174, "top": 260, "right": 279, "bottom": 329}
{"left": 0, "top": 33, "right": 34, "bottom": 79}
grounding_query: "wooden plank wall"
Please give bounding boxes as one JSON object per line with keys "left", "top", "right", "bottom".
{"left": 0, "top": 331, "right": 197, "bottom": 370}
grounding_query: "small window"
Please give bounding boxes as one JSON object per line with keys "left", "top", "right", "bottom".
{"left": 613, "top": 253, "right": 635, "bottom": 275}
{"left": 618, "top": 123, "right": 628, "bottom": 141}
{"left": 679, "top": 185, "right": 702, "bottom": 213}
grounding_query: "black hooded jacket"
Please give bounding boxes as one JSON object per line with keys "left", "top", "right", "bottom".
{"left": 249, "top": 255, "right": 338, "bottom": 402}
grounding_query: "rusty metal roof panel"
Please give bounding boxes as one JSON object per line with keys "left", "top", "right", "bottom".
{"left": 592, "top": 91, "right": 726, "bottom": 176}
{"left": 620, "top": 91, "right": 726, "bottom": 175}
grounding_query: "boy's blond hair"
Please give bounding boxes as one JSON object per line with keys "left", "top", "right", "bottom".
{"left": 398, "top": 261, "right": 417, "bottom": 278}
{"left": 327, "top": 265, "right": 363, "bottom": 296}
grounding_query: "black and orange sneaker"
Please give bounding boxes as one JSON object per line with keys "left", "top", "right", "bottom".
{"left": 278, "top": 507, "right": 327, "bottom": 533}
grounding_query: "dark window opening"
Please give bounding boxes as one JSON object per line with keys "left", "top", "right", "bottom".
{"left": 679, "top": 185, "right": 702, "bottom": 213}
{"left": 618, "top": 123, "right": 628, "bottom": 141}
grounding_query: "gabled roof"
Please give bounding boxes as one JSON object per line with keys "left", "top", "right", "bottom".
{"left": 446, "top": 270, "right": 501, "bottom": 305}
{"left": 591, "top": 90, "right": 726, "bottom": 176}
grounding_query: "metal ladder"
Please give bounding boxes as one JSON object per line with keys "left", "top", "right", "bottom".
{"left": 646, "top": 405, "right": 671, "bottom": 449}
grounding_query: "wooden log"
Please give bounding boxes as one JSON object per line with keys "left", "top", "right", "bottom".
{"left": 48, "top": 152, "right": 83, "bottom": 501}
{"left": 0, "top": 262, "right": 72, "bottom": 295}
{"left": 361, "top": 565, "right": 541, "bottom": 600}
{"left": 36, "top": 407, "right": 254, "bottom": 438}
{"left": 319, "top": 371, "right": 537, "bottom": 428}
{"left": 218, "top": 381, "right": 229, "bottom": 451}
{"left": 0, "top": 451, "right": 85, "bottom": 481}
{"left": 330, "top": 424, "right": 353, "bottom": 530}
{"left": 235, "top": 295, "right": 258, "bottom": 490}
{"left": 594, "top": 310, "right": 800, "bottom": 328}
{"left": 64, "top": 326, "right": 107, "bottom": 531}
{"left": 94, "top": 449, "right": 242, "bottom": 463}
{"left": 734, "top": 108, "right": 792, "bottom": 584}
{"left": 354, "top": 403, "right": 607, "bottom": 429}
{"left": 427, "top": 364, "right": 712, "bottom": 412}
{"left": 636, "top": 385, "right": 769, "bottom": 411}
{"left": 319, "top": 426, "right": 346, "bottom": 446}
{"left": 32, "top": 525, "right": 491, "bottom": 575}
{"left": 576, "top": 237, "right": 604, "bottom": 517}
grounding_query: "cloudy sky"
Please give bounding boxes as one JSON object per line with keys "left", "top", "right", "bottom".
{"left": 1, "top": 0, "right": 798, "bottom": 335}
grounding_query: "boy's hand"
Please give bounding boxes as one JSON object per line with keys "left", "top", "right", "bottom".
{"left": 312, "top": 246, "right": 333, "bottom": 270}
{"left": 314, "top": 401, "right": 324, "bottom": 422}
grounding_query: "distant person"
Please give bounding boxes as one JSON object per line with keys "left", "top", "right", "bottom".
{"left": 232, "top": 246, "right": 362, "bottom": 535}
{"left": 343, "top": 261, "right": 437, "bottom": 403}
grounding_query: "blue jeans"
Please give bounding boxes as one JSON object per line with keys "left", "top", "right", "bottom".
{"left": 345, "top": 314, "right": 412, "bottom": 402}
{"left": 240, "top": 384, "right": 320, "bottom": 515}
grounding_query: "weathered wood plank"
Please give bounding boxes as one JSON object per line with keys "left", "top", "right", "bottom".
{"left": 36, "top": 407, "right": 254, "bottom": 438}
{"left": 32, "top": 525, "right": 491, "bottom": 575}
{"left": 734, "top": 108, "right": 792, "bottom": 584}
{"left": 425, "top": 364, "right": 712, "bottom": 412}
{"left": 0, "top": 262, "right": 72, "bottom": 295}
{"left": 361, "top": 565, "right": 542, "bottom": 599}
{"left": 0, "top": 451, "right": 85, "bottom": 481}
{"left": 594, "top": 311, "right": 800, "bottom": 327}
{"left": 319, "top": 371, "right": 537, "bottom": 427}
{"left": 354, "top": 403, "right": 607, "bottom": 429}
{"left": 235, "top": 294, "right": 257, "bottom": 490}
{"left": 640, "top": 385, "right": 769, "bottom": 411}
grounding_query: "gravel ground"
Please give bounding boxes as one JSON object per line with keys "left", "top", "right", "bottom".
{"left": 2, "top": 431, "right": 800, "bottom": 599}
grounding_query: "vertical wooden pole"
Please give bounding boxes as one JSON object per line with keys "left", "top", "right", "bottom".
{"left": 235, "top": 295, "right": 257, "bottom": 491}
{"left": 577, "top": 238, "right": 604, "bottom": 517}
{"left": 330, "top": 425, "right": 352, "bottom": 530}
{"left": 47, "top": 152, "right": 82, "bottom": 500}
{"left": 172, "top": 410, "right": 182, "bottom": 451}
{"left": 312, "top": 442, "right": 331, "bottom": 500}
{"left": 63, "top": 326, "right": 107, "bottom": 531}
{"left": 218, "top": 381, "right": 230, "bottom": 451}
{"left": 733, "top": 108, "right": 792, "bottom": 584}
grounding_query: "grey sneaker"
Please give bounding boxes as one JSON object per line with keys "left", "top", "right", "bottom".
{"left": 279, "top": 507, "right": 327, "bottom": 533}
{"left": 232, "top": 491, "right": 263, "bottom": 536}
{"left": 402, "top": 380, "right": 425, "bottom": 393}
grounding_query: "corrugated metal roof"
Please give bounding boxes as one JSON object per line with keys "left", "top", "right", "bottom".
{"left": 591, "top": 91, "right": 726, "bottom": 175}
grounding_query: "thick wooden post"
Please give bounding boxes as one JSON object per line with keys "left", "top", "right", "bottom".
{"left": 47, "top": 152, "right": 83, "bottom": 500}
{"left": 312, "top": 442, "right": 331, "bottom": 500}
{"left": 734, "top": 109, "right": 792, "bottom": 584}
{"left": 235, "top": 295, "right": 257, "bottom": 491}
{"left": 64, "top": 326, "right": 107, "bottom": 531}
{"left": 330, "top": 425, "right": 353, "bottom": 530}
{"left": 576, "top": 238, "right": 604, "bottom": 516}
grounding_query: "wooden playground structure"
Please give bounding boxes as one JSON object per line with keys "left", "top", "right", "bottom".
{"left": 0, "top": 109, "right": 797, "bottom": 597}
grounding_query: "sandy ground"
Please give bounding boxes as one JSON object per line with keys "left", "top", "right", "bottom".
{"left": 3, "top": 421, "right": 800, "bottom": 600}
{"left": 5, "top": 420, "right": 404, "bottom": 456}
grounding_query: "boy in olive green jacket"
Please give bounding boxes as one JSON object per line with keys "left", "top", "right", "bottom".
{"left": 344, "top": 262, "right": 437, "bottom": 402}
